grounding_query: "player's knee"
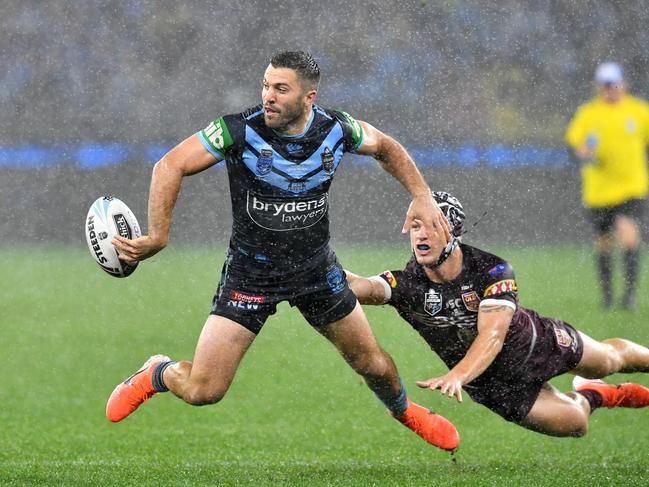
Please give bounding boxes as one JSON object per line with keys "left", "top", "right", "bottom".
{"left": 602, "top": 338, "right": 626, "bottom": 372}
{"left": 549, "top": 413, "right": 589, "bottom": 438}
{"left": 346, "top": 349, "right": 388, "bottom": 377}
{"left": 183, "top": 384, "right": 227, "bottom": 406}
{"left": 568, "top": 417, "right": 589, "bottom": 438}
{"left": 566, "top": 396, "right": 590, "bottom": 437}
{"left": 566, "top": 410, "right": 589, "bottom": 437}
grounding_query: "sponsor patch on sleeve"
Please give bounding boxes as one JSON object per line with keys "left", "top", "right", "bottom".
{"left": 200, "top": 117, "right": 233, "bottom": 156}
{"left": 553, "top": 325, "right": 573, "bottom": 348}
{"left": 483, "top": 279, "right": 517, "bottom": 298}
{"left": 461, "top": 291, "right": 480, "bottom": 312}
{"left": 380, "top": 270, "right": 397, "bottom": 288}
{"left": 339, "top": 111, "right": 364, "bottom": 151}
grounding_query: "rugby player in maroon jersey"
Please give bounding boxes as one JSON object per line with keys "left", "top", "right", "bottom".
{"left": 347, "top": 192, "right": 649, "bottom": 437}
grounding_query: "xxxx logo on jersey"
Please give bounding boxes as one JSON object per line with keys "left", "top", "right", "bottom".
{"left": 381, "top": 271, "right": 397, "bottom": 288}
{"left": 483, "top": 279, "right": 517, "bottom": 298}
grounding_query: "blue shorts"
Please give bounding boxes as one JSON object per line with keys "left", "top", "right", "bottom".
{"left": 210, "top": 246, "right": 357, "bottom": 334}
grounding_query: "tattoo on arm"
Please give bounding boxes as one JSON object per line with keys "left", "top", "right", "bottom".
{"left": 479, "top": 304, "right": 511, "bottom": 313}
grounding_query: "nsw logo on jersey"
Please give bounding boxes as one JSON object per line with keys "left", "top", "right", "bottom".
{"left": 256, "top": 149, "right": 274, "bottom": 175}
{"left": 246, "top": 191, "right": 328, "bottom": 231}
{"left": 326, "top": 265, "right": 346, "bottom": 294}
{"left": 424, "top": 288, "right": 443, "bottom": 316}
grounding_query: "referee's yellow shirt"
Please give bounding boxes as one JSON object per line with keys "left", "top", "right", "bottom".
{"left": 565, "top": 94, "right": 649, "bottom": 208}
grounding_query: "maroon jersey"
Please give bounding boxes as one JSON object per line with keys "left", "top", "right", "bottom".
{"left": 376, "top": 244, "right": 582, "bottom": 398}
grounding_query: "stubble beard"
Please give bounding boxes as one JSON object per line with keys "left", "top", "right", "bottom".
{"left": 264, "top": 101, "right": 306, "bottom": 133}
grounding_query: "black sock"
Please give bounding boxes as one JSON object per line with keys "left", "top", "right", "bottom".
{"left": 374, "top": 379, "right": 408, "bottom": 417}
{"left": 152, "top": 361, "right": 174, "bottom": 393}
{"left": 623, "top": 249, "right": 640, "bottom": 296}
{"left": 597, "top": 252, "right": 613, "bottom": 305}
{"left": 577, "top": 390, "right": 603, "bottom": 411}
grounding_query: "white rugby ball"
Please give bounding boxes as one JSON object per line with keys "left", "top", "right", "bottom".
{"left": 85, "top": 196, "right": 141, "bottom": 278}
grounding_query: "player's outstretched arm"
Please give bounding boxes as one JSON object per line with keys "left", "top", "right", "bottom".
{"left": 113, "top": 135, "right": 218, "bottom": 263}
{"left": 355, "top": 121, "right": 451, "bottom": 241}
{"left": 416, "top": 303, "right": 513, "bottom": 402}
{"left": 345, "top": 270, "right": 388, "bottom": 305}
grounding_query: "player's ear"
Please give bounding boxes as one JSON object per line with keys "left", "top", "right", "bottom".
{"left": 304, "top": 88, "right": 317, "bottom": 104}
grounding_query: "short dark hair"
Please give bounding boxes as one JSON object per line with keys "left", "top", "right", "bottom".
{"left": 269, "top": 51, "right": 320, "bottom": 88}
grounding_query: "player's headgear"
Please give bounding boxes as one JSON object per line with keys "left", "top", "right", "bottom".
{"left": 429, "top": 191, "right": 465, "bottom": 268}
{"left": 434, "top": 191, "right": 465, "bottom": 239}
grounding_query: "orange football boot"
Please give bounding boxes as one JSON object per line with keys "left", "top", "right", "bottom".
{"left": 106, "top": 354, "right": 171, "bottom": 422}
{"left": 394, "top": 399, "right": 460, "bottom": 451}
{"left": 573, "top": 376, "right": 649, "bottom": 408}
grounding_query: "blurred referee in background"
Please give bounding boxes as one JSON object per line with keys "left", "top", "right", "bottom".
{"left": 566, "top": 62, "right": 649, "bottom": 310}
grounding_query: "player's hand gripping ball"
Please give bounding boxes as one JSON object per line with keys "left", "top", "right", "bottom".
{"left": 85, "top": 196, "right": 141, "bottom": 277}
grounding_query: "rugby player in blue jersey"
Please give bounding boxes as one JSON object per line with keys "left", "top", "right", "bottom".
{"left": 347, "top": 192, "right": 649, "bottom": 438}
{"left": 106, "top": 51, "right": 459, "bottom": 451}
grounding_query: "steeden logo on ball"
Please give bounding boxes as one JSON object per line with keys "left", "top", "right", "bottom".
{"left": 85, "top": 196, "right": 141, "bottom": 278}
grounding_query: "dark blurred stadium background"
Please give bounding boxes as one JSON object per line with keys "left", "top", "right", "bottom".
{"left": 2, "top": 0, "right": 649, "bottom": 245}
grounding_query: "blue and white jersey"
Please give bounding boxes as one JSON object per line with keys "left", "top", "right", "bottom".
{"left": 197, "top": 104, "right": 364, "bottom": 265}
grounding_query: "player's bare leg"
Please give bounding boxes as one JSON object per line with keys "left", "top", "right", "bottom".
{"left": 106, "top": 315, "right": 255, "bottom": 421}
{"left": 573, "top": 332, "right": 649, "bottom": 377}
{"left": 162, "top": 315, "right": 257, "bottom": 405}
{"left": 319, "top": 303, "right": 401, "bottom": 394}
{"left": 520, "top": 332, "right": 649, "bottom": 436}
{"left": 616, "top": 215, "right": 641, "bottom": 250}
{"left": 570, "top": 331, "right": 649, "bottom": 410}
{"left": 319, "top": 302, "right": 460, "bottom": 451}
{"left": 519, "top": 383, "right": 591, "bottom": 437}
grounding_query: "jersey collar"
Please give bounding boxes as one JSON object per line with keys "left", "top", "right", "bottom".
{"left": 272, "top": 106, "right": 315, "bottom": 139}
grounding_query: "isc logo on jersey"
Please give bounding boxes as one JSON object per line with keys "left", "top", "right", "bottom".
{"left": 246, "top": 192, "right": 328, "bottom": 231}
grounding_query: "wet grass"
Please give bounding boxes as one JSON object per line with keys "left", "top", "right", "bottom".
{"left": 1, "top": 243, "right": 648, "bottom": 486}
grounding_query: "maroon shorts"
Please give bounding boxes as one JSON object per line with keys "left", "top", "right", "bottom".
{"left": 464, "top": 314, "right": 584, "bottom": 423}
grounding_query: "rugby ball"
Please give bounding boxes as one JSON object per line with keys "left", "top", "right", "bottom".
{"left": 85, "top": 196, "right": 141, "bottom": 277}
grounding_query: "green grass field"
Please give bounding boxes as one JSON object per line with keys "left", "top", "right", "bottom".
{"left": 1, "top": 244, "right": 648, "bottom": 486}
